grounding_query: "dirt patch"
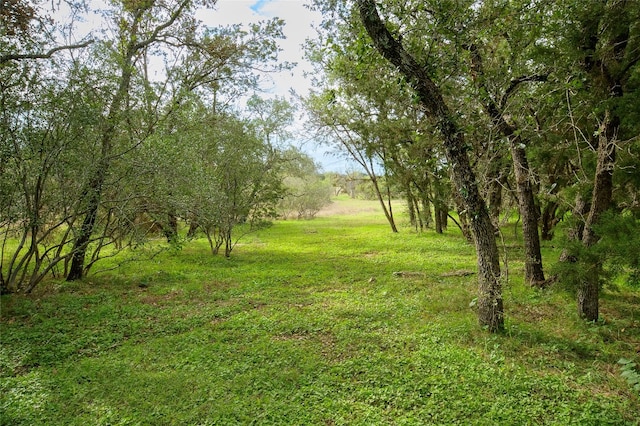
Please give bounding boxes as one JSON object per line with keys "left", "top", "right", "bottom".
{"left": 315, "top": 199, "right": 382, "bottom": 217}
{"left": 441, "top": 270, "right": 475, "bottom": 277}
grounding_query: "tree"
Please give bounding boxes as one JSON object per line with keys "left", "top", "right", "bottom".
{"left": 194, "top": 114, "right": 283, "bottom": 257}
{"left": 355, "top": 0, "right": 503, "bottom": 331}
{"left": 0, "top": 2, "right": 101, "bottom": 292}
{"left": 1, "top": 0, "right": 292, "bottom": 291}
{"left": 1, "top": 60, "right": 94, "bottom": 292}
{"left": 278, "top": 148, "right": 332, "bottom": 219}
{"left": 466, "top": 37, "right": 547, "bottom": 286}
{"left": 550, "top": 0, "right": 640, "bottom": 320}
{"left": 305, "top": 93, "right": 399, "bottom": 232}
{"left": 65, "top": 0, "right": 200, "bottom": 280}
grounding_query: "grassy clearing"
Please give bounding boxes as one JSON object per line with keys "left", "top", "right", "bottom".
{"left": 1, "top": 197, "right": 639, "bottom": 425}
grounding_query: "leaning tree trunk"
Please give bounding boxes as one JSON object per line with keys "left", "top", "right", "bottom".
{"left": 540, "top": 199, "right": 559, "bottom": 241}
{"left": 66, "top": 173, "right": 105, "bottom": 280}
{"left": 357, "top": 0, "right": 503, "bottom": 331}
{"left": 67, "top": 1, "right": 191, "bottom": 280}
{"left": 370, "top": 175, "right": 398, "bottom": 233}
{"left": 67, "top": 51, "right": 136, "bottom": 281}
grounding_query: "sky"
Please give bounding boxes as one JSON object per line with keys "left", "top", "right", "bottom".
{"left": 196, "top": 0, "right": 320, "bottom": 98}
{"left": 196, "top": 1, "right": 353, "bottom": 172}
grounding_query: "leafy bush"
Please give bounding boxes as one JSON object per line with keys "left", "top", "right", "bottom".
{"left": 553, "top": 211, "right": 640, "bottom": 291}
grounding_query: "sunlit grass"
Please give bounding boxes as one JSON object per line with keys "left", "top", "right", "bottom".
{"left": 1, "top": 198, "right": 639, "bottom": 425}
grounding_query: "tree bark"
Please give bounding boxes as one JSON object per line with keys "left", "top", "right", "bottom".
{"left": 467, "top": 44, "right": 546, "bottom": 286}
{"left": 577, "top": 113, "right": 617, "bottom": 320}
{"left": 510, "top": 143, "right": 546, "bottom": 285}
{"left": 357, "top": 0, "right": 503, "bottom": 331}
{"left": 540, "top": 200, "right": 559, "bottom": 241}
{"left": 67, "top": 62, "right": 133, "bottom": 280}
{"left": 570, "top": 0, "right": 632, "bottom": 319}
{"left": 485, "top": 148, "right": 508, "bottom": 228}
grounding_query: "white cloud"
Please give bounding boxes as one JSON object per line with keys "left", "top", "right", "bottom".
{"left": 197, "top": 0, "right": 321, "bottom": 99}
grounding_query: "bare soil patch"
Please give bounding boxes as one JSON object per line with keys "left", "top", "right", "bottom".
{"left": 315, "top": 198, "right": 383, "bottom": 217}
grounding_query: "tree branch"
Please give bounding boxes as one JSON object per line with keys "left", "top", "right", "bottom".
{"left": 133, "top": 0, "right": 191, "bottom": 51}
{"left": 0, "top": 40, "right": 94, "bottom": 64}
{"left": 500, "top": 74, "right": 548, "bottom": 108}
{"left": 356, "top": 0, "right": 444, "bottom": 117}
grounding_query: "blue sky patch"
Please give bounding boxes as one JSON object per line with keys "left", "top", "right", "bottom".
{"left": 250, "top": 0, "right": 271, "bottom": 13}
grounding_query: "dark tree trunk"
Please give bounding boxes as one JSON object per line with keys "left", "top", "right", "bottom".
{"left": 164, "top": 211, "right": 178, "bottom": 243}
{"left": 66, "top": 203, "right": 99, "bottom": 280}
{"left": 187, "top": 217, "right": 199, "bottom": 238}
{"left": 67, "top": 52, "right": 135, "bottom": 280}
{"left": 67, "top": 158, "right": 109, "bottom": 281}
{"left": 357, "top": 0, "right": 503, "bottom": 331}
{"left": 434, "top": 204, "right": 448, "bottom": 234}
{"left": 540, "top": 200, "right": 559, "bottom": 241}
{"left": 67, "top": 2, "right": 188, "bottom": 280}
{"left": 467, "top": 43, "right": 546, "bottom": 286}
{"left": 577, "top": 114, "right": 617, "bottom": 321}
{"left": 434, "top": 205, "right": 443, "bottom": 234}
{"left": 510, "top": 143, "right": 546, "bottom": 285}
{"left": 439, "top": 209, "right": 448, "bottom": 231}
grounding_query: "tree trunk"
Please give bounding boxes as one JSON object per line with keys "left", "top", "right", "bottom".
{"left": 357, "top": 0, "right": 503, "bottom": 331}
{"left": 434, "top": 203, "right": 448, "bottom": 234}
{"left": 66, "top": 196, "right": 100, "bottom": 280}
{"left": 187, "top": 217, "right": 199, "bottom": 238}
{"left": 486, "top": 151, "right": 507, "bottom": 228}
{"left": 66, "top": 49, "right": 135, "bottom": 280}
{"left": 370, "top": 175, "right": 398, "bottom": 233}
{"left": 434, "top": 204, "right": 443, "bottom": 234}
{"left": 467, "top": 43, "right": 546, "bottom": 286}
{"left": 421, "top": 196, "right": 432, "bottom": 228}
{"left": 540, "top": 200, "right": 558, "bottom": 241}
{"left": 577, "top": 113, "right": 617, "bottom": 321}
{"left": 439, "top": 208, "right": 448, "bottom": 231}
{"left": 451, "top": 192, "right": 473, "bottom": 242}
{"left": 67, "top": 2, "right": 189, "bottom": 280}
{"left": 510, "top": 143, "right": 546, "bottom": 285}
{"left": 407, "top": 191, "right": 417, "bottom": 230}
{"left": 67, "top": 155, "right": 110, "bottom": 281}
{"left": 164, "top": 211, "right": 178, "bottom": 243}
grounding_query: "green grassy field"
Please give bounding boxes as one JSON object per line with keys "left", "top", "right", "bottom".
{"left": 2, "top": 197, "right": 639, "bottom": 425}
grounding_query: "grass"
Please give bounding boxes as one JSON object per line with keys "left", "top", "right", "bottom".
{"left": 1, "top": 197, "right": 639, "bottom": 425}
